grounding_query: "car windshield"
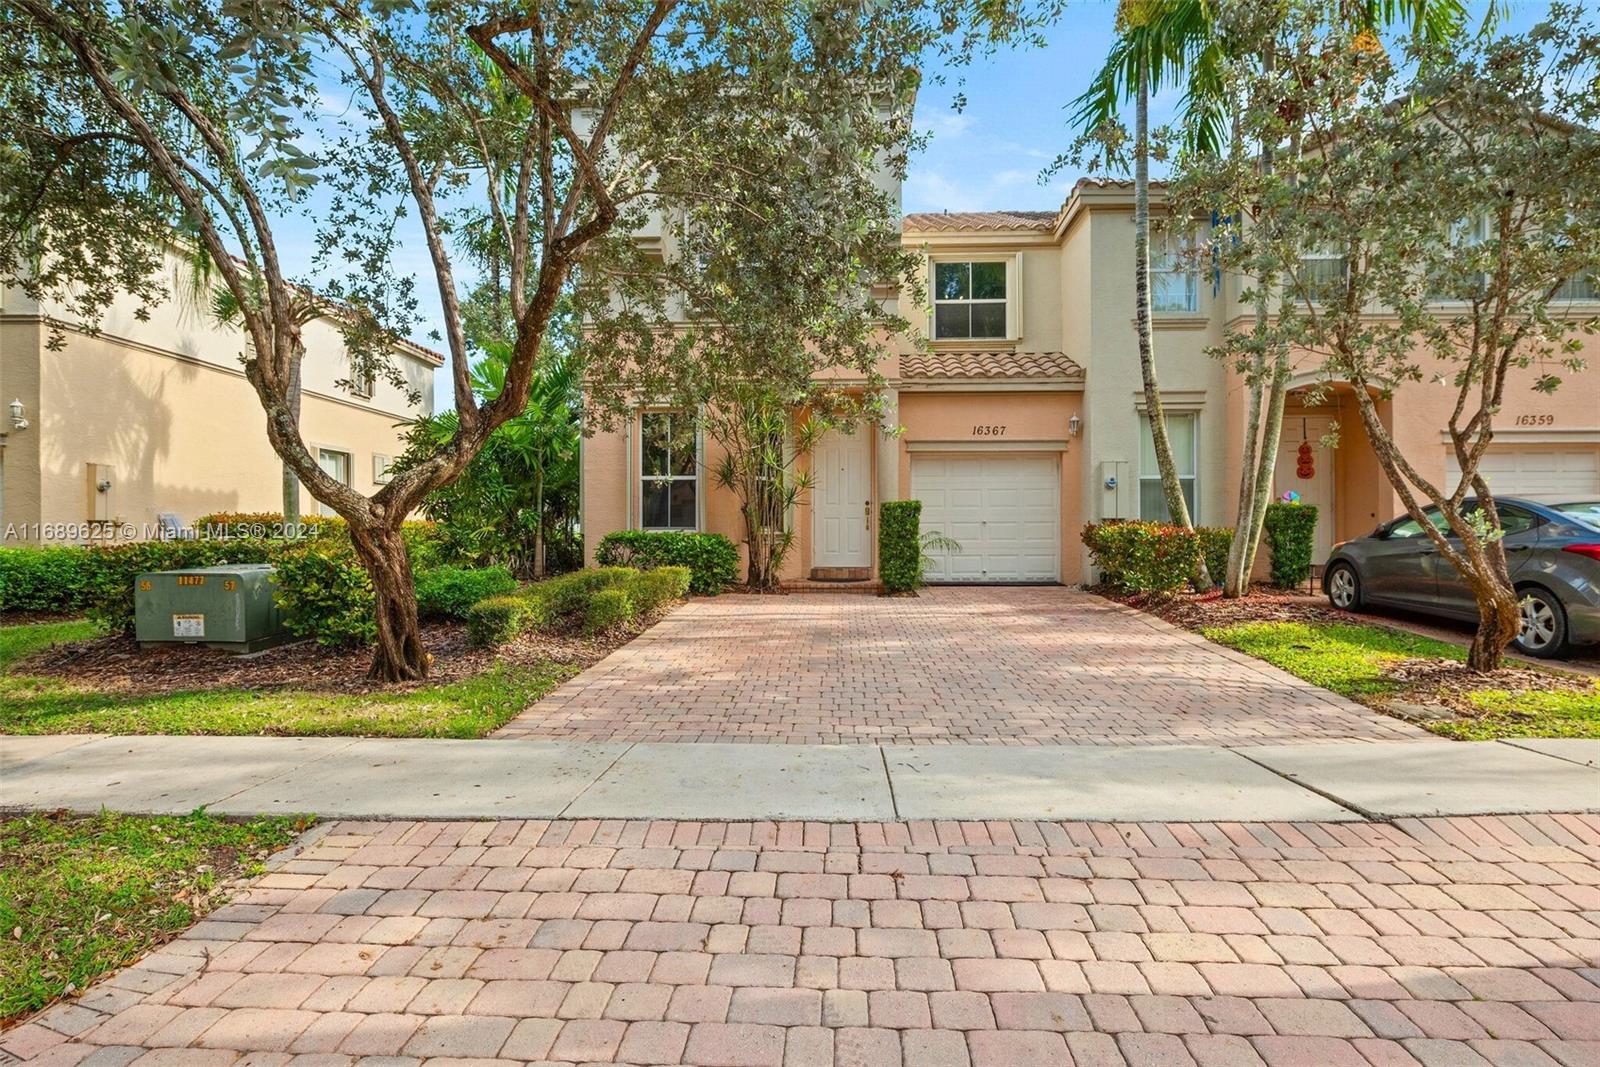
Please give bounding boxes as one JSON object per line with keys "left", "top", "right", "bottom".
{"left": 1554, "top": 501, "right": 1600, "bottom": 529}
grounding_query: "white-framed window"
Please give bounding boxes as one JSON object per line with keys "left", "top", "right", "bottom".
{"left": 1139, "top": 413, "right": 1198, "bottom": 523}
{"left": 317, "top": 448, "right": 352, "bottom": 517}
{"left": 1556, "top": 272, "right": 1600, "bottom": 301}
{"left": 1151, "top": 228, "right": 1200, "bottom": 313}
{"left": 640, "top": 411, "right": 698, "bottom": 530}
{"left": 932, "top": 260, "right": 1008, "bottom": 340}
{"left": 1299, "top": 247, "right": 1348, "bottom": 291}
{"left": 349, "top": 362, "right": 375, "bottom": 399}
{"left": 1429, "top": 215, "right": 1492, "bottom": 301}
{"left": 372, "top": 454, "right": 392, "bottom": 484}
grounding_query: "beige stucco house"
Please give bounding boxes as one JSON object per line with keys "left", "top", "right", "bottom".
{"left": 581, "top": 176, "right": 1600, "bottom": 588}
{"left": 0, "top": 248, "right": 441, "bottom": 541}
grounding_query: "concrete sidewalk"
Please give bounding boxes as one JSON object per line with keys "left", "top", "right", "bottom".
{"left": 4, "top": 734, "right": 1597, "bottom": 822}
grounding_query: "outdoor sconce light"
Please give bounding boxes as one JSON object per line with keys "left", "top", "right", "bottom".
{"left": 8, "top": 399, "right": 27, "bottom": 431}
{"left": 1068, "top": 414, "right": 1082, "bottom": 437}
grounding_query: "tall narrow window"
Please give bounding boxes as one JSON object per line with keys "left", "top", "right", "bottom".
{"left": 1429, "top": 215, "right": 1492, "bottom": 301}
{"left": 932, "top": 261, "right": 1008, "bottom": 339}
{"left": 1151, "top": 229, "right": 1199, "bottom": 312}
{"left": 1139, "top": 414, "right": 1198, "bottom": 523}
{"left": 641, "top": 411, "right": 698, "bottom": 530}
{"left": 317, "top": 449, "right": 351, "bottom": 518}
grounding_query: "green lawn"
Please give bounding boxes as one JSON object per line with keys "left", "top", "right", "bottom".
{"left": 1, "top": 810, "right": 307, "bottom": 1023}
{"left": 0, "top": 620, "right": 579, "bottom": 738}
{"left": 1201, "top": 620, "right": 1600, "bottom": 740}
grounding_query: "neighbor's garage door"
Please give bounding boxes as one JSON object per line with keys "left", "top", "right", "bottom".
{"left": 911, "top": 454, "right": 1060, "bottom": 582}
{"left": 1446, "top": 445, "right": 1600, "bottom": 501}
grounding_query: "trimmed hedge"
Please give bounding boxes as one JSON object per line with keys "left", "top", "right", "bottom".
{"left": 1263, "top": 502, "right": 1319, "bottom": 588}
{"left": 595, "top": 531, "right": 736, "bottom": 595}
{"left": 414, "top": 565, "right": 517, "bottom": 620}
{"left": 465, "top": 595, "right": 530, "bottom": 647}
{"left": 584, "top": 587, "right": 635, "bottom": 634}
{"left": 1083, "top": 520, "right": 1202, "bottom": 596}
{"left": 626, "top": 566, "right": 692, "bottom": 615}
{"left": 0, "top": 546, "right": 100, "bottom": 614}
{"left": 878, "top": 500, "right": 923, "bottom": 594}
{"left": 531, "top": 566, "right": 638, "bottom": 620}
{"left": 272, "top": 542, "right": 375, "bottom": 647}
{"left": 1197, "top": 527, "right": 1235, "bottom": 589}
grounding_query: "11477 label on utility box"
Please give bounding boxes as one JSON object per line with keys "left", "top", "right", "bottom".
{"left": 172, "top": 614, "right": 205, "bottom": 638}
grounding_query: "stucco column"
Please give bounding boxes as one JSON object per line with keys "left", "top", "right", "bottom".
{"left": 876, "top": 386, "right": 900, "bottom": 505}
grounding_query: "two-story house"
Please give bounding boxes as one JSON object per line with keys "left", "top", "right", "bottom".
{"left": 580, "top": 177, "right": 1600, "bottom": 587}
{"left": 1, "top": 245, "right": 441, "bottom": 540}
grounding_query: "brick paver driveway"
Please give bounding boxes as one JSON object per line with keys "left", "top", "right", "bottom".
{"left": 13, "top": 814, "right": 1600, "bottom": 1067}
{"left": 497, "top": 587, "right": 1425, "bottom": 746}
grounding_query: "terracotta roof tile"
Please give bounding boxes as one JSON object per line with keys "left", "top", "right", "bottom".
{"left": 902, "top": 210, "right": 1059, "bottom": 233}
{"left": 900, "top": 350, "right": 1085, "bottom": 381}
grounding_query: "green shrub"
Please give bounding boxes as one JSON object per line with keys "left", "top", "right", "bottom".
{"left": 465, "top": 595, "right": 530, "bottom": 647}
{"left": 1082, "top": 520, "right": 1202, "bottom": 596}
{"left": 595, "top": 531, "right": 737, "bottom": 595}
{"left": 84, "top": 539, "right": 277, "bottom": 633}
{"left": 584, "top": 587, "right": 636, "bottom": 634}
{"left": 878, "top": 500, "right": 924, "bottom": 593}
{"left": 414, "top": 565, "right": 517, "bottom": 620}
{"left": 1196, "top": 527, "right": 1235, "bottom": 589}
{"left": 530, "top": 566, "right": 638, "bottom": 621}
{"left": 0, "top": 546, "right": 99, "bottom": 614}
{"left": 1263, "top": 502, "right": 1319, "bottom": 588}
{"left": 271, "top": 543, "right": 376, "bottom": 647}
{"left": 626, "top": 565, "right": 692, "bottom": 614}
{"left": 191, "top": 511, "right": 295, "bottom": 539}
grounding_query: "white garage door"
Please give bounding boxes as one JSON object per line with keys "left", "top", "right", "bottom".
{"left": 1445, "top": 445, "right": 1600, "bottom": 502}
{"left": 911, "top": 454, "right": 1060, "bottom": 582}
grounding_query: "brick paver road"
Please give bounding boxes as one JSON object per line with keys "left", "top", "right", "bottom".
{"left": 496, "top": 588, "right": 1426, "bottom": 745}
{"left": 11, "top": 814, "right": 1599, "bottom": 1067}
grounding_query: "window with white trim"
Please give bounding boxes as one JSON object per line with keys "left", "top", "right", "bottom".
{"left": 1299, "top": 247, "right": 1348, "bottom": 291}
{"left": 1429, "top": 215, "right": 1491, "bottom": 301}
{"left": 317, "top": 448, "right": 351, "bottom": 518}
{"left": 1151, "top": 228, "right": 1199, "bottom": 312}
{"left": 1139, "top": 413, "right": 1198, "bottom": 523}
{"left": 932, "top": 261, "right": 1007, "bottom": 339}
{"left": 640, "top": 411, "right": 698, "bottom": 530}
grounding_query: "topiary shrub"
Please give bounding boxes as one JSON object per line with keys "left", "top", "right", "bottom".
{"left": 1196, "top": 527, "right": 1235, "bottom": 589}
{"left": 84, "top": 538, "right": 277, "bottom": 633}
{"left": 1082, "top": 520, "right": 1202, "bottom": 596}
{"left": 878, "top": 500, "right": 923, "bottom": 594}
{"left": 272, "top": 542, "right": 376, "bottom": 647}
{"left": 0, "top": 546, "right": 99, "bottom": 614}
{"left": 1263, "top": 502, "right": 1319, "bottom": 589}
{"left": 624, "top": 565, "right": 692, "bottom": 615}
{"left": 530, "top": 566, "right": 638, "bottom": 622}
{"left": 595, "top": 531, "right": 737, "bottom": 595}
{"left": 465, "top": 595, "right": 530, "bottom": 647}
{"left": 584, "top": 587, "right": 636, "bottom": 634}
{"left": 414, "top": 565, "right": 517, "bottom": 620}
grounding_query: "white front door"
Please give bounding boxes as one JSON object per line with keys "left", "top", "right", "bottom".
{"left": 1272, "top": 417, "right": 1336, "bottom": 564}
{"left": 912, "top": 454, "right": 1061, "bottom": 582}
{"left": 812, "top": 429, "right": 871, "bottom": 567}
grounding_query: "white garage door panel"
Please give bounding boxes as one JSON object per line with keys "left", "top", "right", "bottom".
{"left": 1446, "top": 446, "right": 1600, "bottom": 501}
{"left": 912, "top": 455, "right": 1061, "bottom": 582}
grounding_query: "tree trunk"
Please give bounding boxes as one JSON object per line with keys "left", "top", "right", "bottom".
{"left": 281, "top": 355, "right": 302, "bottom": 526}
{"left": 533, "top": 469, "right": 547, "bottom": 580}
{"left": 1467, "top": 573, "right": 1520, "bottom": 672}
{"left": 348, "top": 522, "right": 431, "bottom": 682}
{"left": 1239, "top": 353, "right": 1289, "bottom": 583}
{"left": 1133, "top": 60, "right": 1198, "bottom": 554}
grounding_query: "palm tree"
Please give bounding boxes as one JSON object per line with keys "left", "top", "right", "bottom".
{"left": 1073, "top": 0, "right": 1473, "bottom": 596}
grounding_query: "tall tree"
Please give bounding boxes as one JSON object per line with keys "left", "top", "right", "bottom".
{"left": 1, "top": 0, "right": 957, "bottom": 679}
{"left": 1175, "top": 4, "right": 1600, "bottom": 670}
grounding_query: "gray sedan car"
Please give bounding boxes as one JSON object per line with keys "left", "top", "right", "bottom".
{"left": 1320, "top": 496, "right": 1600, "bottom": 658}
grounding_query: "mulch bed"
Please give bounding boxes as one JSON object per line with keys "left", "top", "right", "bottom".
{"left": 1096, "top": 586, "right": 1346, "bottom": 630}
{"left": 12, "top": 609, "right": 672, "bottom": 697}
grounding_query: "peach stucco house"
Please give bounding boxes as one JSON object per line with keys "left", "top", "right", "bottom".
{"left": 583, "top": 178, "right": 1600, "bottom": 587}
{"left": 0, "top": 247, "right": 441, "bottom": 541}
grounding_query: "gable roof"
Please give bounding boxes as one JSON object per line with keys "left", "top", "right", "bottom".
{"left": 901, "top": 210, "right": 1059, "bottom": 233}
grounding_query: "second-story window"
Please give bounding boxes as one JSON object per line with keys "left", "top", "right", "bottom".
{"left": 933, "top": 261, "right": 1007, "bottom": 340}
{"left": 1299, "top": 247, "right": 1348, "bottom": 293}
{"left": 641, "top": 411, "right": 698, "bottom": 530}
{"left": 1151, "top": 229, "right": 1199, "bottom": 312}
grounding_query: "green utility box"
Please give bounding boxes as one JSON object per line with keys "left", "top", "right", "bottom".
{"left": 134, "top": 564, "right": 288, "bottom": 652}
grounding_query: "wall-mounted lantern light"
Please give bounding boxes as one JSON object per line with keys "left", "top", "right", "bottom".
{"left": 1068, "top": 414, "right": 1082, "bottom": 437}
{"left": 8, "top": 399, "right": 27, "bottom": 431}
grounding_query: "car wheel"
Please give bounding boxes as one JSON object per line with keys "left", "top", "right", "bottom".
{"left": 1514, "top": 586, "right": 1568, "bottom": 659}
{"left": 1326, "top": 562, "right": 1363, "bottom": 612}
